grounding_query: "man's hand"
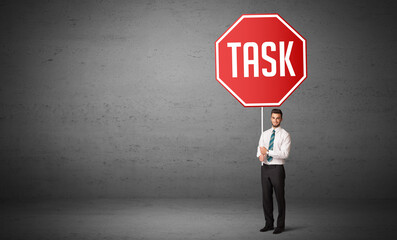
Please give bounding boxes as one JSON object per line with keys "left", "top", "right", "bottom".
{"left": 259, "top": 154, "right": 265, "bottom": 162}
{"left": 260, "top": 147, "right": 268, "bottom": 155}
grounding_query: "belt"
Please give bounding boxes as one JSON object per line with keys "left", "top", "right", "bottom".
{"left": 262, "top": 164, "right": 283, "bottom": 168}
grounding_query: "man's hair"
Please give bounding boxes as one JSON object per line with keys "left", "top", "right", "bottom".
{"left": 271, "top": 109, "right": 283, "bottom": 118}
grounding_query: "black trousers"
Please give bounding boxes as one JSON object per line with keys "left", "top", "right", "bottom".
{"left": 261, "top": 164, "right": 286, "bottom": 228}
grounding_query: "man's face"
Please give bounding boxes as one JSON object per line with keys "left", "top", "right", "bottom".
{"left": 271, "top": 113, "right": 282, "bottom": 128}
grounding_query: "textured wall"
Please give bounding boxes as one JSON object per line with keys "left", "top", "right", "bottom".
{"left": 1, "top": 0, "right": 396, "bottom": 200}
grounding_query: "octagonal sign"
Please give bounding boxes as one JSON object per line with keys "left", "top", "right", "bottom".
{"left": 215, "top": 14, "right": 307, "bottom": 107}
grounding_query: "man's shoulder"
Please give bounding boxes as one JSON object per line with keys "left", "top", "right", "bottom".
{"left": 279, "top": 127, "right": 290, "bottom": 136}
{"left": 263, "top": 128, "right": 273, "bottom": 133}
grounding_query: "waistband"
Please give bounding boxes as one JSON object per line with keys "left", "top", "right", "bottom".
{"left": 261, "top": 164, "right": 284, "bottom": 168}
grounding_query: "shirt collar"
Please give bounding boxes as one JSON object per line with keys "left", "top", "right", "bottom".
{"left": 271, "top": 126, "right": 282, "bottom": 133}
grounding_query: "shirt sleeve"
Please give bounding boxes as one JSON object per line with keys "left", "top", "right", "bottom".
{"left": 256, "top": 132, "right": 264, "bottom": 158}
{"left": 268, "top": 132, "right": 291, "bottom": 159}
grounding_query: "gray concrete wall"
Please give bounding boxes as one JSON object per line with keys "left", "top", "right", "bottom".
{"left": 1, "top": 0, "right": 396, "bottom": 200}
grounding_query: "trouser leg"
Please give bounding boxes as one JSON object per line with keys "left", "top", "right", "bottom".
{"left": 261, "top": 166, "right": 274, "bottom": 226}
{"left": 272, "top": 166, "right": 286, "bottom": 228}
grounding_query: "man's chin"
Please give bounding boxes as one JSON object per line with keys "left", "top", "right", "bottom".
{"left": 272, "top": 124, "right": 280, "bottom": 128}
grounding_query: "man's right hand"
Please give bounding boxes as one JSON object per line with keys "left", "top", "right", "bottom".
{"left": 259, "top": 154, "right": 265, "bottom": 162}
{"left": 260, "top": 147, "right": 268, "bottom": 155}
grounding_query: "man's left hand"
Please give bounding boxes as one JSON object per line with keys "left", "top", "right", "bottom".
{"left": 260, "top": 147, "right": 268, "bottom": 155}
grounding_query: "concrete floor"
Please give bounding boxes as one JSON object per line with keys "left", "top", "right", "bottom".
{"left": 1, "top": 198, "right": 396, "bottom": 240}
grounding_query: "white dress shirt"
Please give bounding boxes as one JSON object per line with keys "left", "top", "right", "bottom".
{"left": 257, "top": 126, "right": 291, "bottom": 165}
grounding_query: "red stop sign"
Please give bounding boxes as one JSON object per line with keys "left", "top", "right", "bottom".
{"left": 215, "top": 14, "right": 307, "bottom": 107}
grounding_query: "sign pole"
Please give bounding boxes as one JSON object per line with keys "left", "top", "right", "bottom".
{"left": 261, "top": 107, "right": 263, "bottom": 134}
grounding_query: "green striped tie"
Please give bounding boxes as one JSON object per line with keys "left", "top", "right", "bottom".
{"left": 267, "top": 130, "right": 275, "bottom": 162}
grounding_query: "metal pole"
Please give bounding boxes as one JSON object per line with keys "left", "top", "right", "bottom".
{"left": 261, "top": 107, "right": 263, "bottom": 134}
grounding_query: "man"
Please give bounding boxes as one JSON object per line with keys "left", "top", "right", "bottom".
{"left": 257, "top": 109, "right": 291, "bottom": 234}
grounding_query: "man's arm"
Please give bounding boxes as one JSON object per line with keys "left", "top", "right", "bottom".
{"left": 256, "top": 132, "right": 266, "bottom": 158}
{"left": 268, "top": 133, "right": 291, "bottom": 159}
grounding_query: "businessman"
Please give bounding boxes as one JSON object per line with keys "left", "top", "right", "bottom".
{"left": 257, "top": 109, "right": 291, "bottom": 234}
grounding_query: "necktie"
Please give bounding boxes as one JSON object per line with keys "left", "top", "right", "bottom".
{"left": 267, "top": 130, "right": 275, "bottom": 162}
